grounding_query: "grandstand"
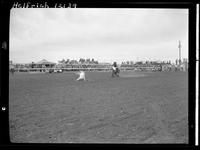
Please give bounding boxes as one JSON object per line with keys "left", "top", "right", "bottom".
{"left": 9, "top": 58, "right": 188, "bottom": 73}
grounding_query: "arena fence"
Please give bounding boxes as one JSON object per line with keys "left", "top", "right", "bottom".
{"left": 13, "top": 67, "right": 112, "bottom": 72}
{"left": 10, "top": 64, "right": 187, "bottom": 73}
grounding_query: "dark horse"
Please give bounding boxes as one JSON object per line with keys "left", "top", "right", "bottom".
{"left": 112, "top": 67, "right": 120, "bottom": 77}
{"left": 111, "top": 62, "right": 120, "bottom": 77}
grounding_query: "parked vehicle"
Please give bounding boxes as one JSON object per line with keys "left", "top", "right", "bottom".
{"left": 54, "top": 69, "right": 63, "bottom": 73}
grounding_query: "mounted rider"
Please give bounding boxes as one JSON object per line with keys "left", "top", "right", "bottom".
{"left": 112, "top": 62, "right": 120, "bottom": 77}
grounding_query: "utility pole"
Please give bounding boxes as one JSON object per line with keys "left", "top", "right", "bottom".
{"left": 178, "top": 40, "right": 181, "bottom": 65}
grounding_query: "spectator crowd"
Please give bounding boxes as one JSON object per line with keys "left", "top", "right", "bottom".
{"left": 9, "top": 58, "right": 188, "bottom": 73}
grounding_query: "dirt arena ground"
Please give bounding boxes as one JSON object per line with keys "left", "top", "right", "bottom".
{"left": 9, "top": 71, "right": 188, "bottom": 143}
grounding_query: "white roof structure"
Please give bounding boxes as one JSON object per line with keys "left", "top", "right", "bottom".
{"left": 36, "top": 59, "right": 56, "bottom": 65}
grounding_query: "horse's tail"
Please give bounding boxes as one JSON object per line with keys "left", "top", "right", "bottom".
{"left": 116, "top": 67, "right": 120, "bottom": 73}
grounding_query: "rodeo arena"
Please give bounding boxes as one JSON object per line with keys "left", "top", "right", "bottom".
{"left": 9, "top": 57, "right": 189, "bottom": 143}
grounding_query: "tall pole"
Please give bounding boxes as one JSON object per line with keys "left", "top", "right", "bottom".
{"left": 178, "top": 40, "right": 181, "bottom": 65}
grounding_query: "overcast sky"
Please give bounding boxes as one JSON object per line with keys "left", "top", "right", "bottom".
{"left": 10, "top": 8, "right": 188, "bottom": 64}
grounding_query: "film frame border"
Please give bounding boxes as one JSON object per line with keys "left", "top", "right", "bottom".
{"left": 0, "top": 0, "right": 198, "bottom": 148}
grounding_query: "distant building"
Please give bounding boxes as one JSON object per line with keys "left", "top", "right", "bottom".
{"left": 9, "top": 60, "right": 14, "bottom": 70}
{"left": 31, "top": 59, "right": 56, "bottom": 68}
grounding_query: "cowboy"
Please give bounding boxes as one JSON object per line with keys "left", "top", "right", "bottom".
{"left": 10, "top": 68, "right": 15, "bottom": 75}
{"left": 112, "top": 62, "right": 120, "bottom": 77}
{"left": 75, "top": 71, "right": 86, "bottom": 81}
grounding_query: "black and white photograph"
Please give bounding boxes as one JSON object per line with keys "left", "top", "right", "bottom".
{"left": 8, "top": 7, "right": 190, "bottom": 144}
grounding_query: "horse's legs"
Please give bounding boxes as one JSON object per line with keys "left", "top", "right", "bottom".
{"left": 111, "top": 71, "right": 114, "bottom": 77}
{"left": 112, "top": 70, "right": 115, "bottom": 77}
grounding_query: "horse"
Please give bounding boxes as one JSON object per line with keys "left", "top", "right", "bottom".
{"left": 111, "top": 67, "right": 120, "bottom": 77}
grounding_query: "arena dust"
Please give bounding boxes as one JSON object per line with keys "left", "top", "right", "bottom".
{"left": 9, "top": 71, "right": 188, "bottom": 143}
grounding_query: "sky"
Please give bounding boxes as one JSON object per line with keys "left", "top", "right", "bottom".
{"left": 10, "top": 8, "right": 188, "bottom": 64}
